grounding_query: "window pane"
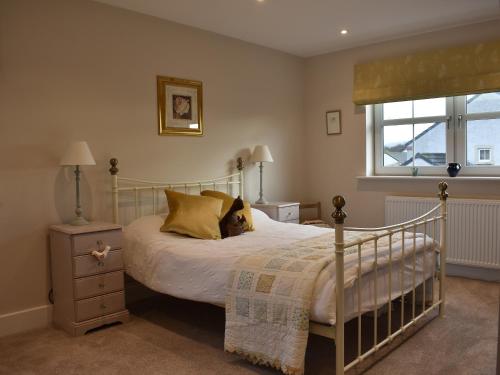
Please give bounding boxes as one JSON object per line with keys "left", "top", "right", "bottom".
{"left": 466, "top": 92, "right": 500, "bottom": 114}
{"left": 479, "top": 149, "right": 491, "bottom": 161}
{"left": 413, "top": 122, "right": 446, "bottom": 166}
{"left": 383, "top": 101, "right": 412, "bottom": 120}
{"left": 383, "top": 124, "right": 413, "bottom": 166}
{"left": 466, "top": 119, "right": 500, "bottom": 166}
{"left": 414, "top": 98, "right": 446, "bottom": 118}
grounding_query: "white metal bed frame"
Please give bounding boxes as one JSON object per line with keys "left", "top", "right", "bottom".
{"left": 109, "top": 157, "right": 244, "bottom": 223}
{"left": 108, "top": 157, "right": 448, "bottom": 375}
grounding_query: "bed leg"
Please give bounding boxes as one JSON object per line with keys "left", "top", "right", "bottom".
{"left": 438, "top": 182, "right": 448, "bottom": 318}
{"left": 333, "top": 196, "right": 347, "bottom": 375}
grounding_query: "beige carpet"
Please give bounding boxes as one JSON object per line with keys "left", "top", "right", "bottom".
{"left": 0, "top": 276, "right": 497, "bottom": 375}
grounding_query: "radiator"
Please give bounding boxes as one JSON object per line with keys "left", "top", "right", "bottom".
{"left": 386, "top": 196, "right": 500, "bottom": 269}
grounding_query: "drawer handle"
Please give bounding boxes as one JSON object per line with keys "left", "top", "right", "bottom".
{"left": 92, "top": 245, "right": 111, "bottom": 261}
{"left": 98, "top": 283, "right": 105, "bottom": 288}
{"left": 100, "top": 303, "right": 107, "bottom": 310}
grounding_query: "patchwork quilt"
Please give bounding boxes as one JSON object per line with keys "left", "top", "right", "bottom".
{"left": 224, "top": 230, "right": 432, "bottom": 375}
{"left": 224, "top": 231, "right": 374, "bottom": 375}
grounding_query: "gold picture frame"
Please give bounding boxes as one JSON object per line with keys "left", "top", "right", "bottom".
{"left": 157, "top": 75, "right": 203, "bottom": 136}
{"left": 326, "top": 109, "right": 342, "bottom": 135}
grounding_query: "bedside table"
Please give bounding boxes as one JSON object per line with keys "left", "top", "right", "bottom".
{"left": 49, "top": 222, "right": 129, "bottom": 336}
{"left": 251, "top": 202, "right": 300, "bottom": 223}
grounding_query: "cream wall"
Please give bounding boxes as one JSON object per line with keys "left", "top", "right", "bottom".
{"left": 0, "top": 0, "right": 305, "bottom": 316}
{"left": 2, "top": 0, "right": 500, "bottom": 324}
{"left": 304, "top": 20, "right": 500, "bottom": 228}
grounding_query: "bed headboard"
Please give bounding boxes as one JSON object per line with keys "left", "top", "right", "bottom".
{"left": 108, "top": 157, "right": 245, "bottom": 225}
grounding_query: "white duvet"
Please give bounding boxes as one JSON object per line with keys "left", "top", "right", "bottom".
{"left": 123, "top": 209, "right": 435, "bottom": 325}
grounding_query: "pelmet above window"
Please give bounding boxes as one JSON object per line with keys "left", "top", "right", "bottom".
{"left": 353, "top": 39, "right": 500, "bottom": 105}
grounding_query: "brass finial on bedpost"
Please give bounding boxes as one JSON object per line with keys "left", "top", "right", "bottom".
{"left": 332, "top": 195, "right": 347, "bottom": 224}
{"left": 109, "top": 158, "right": 119, "bottom": 175}
{"left": 438, "top": 181, "right": 448, "bottom": 201}
{"left": 236, "top": 157, "right": 244, "bottom": 171}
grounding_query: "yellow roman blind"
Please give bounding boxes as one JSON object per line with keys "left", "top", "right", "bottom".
{"left": 353, "top": 39, "right": 500, "bottom": 105}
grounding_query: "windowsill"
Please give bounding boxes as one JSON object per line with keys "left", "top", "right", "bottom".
{"left": 358, "top": 175, "right": 500, "bottom": 181}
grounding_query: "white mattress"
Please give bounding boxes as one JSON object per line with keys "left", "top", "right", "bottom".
{"left": 123, "top": 209, "right": 435, "bottom": 325}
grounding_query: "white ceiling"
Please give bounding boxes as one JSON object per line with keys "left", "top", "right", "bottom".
{"left": 95, "top": 0, "right": 500, "bottom": 57}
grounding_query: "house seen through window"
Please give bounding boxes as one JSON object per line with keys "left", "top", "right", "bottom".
{"left": 374, "top": 92, "right": 500, "bottom": 175}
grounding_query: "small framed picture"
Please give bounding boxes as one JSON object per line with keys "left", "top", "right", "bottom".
{"left": 326, "top": 110, "right": 342, "bottom": 135}
{"left": 157, "top": 75, "right": 203, "bottom": 136}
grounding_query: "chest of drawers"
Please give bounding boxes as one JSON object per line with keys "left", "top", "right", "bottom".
{"left": 49, "top": 222, "right": 129, "bottom": 336}
{"left": 251, "top": 202, "right": 300, "bottom": 223}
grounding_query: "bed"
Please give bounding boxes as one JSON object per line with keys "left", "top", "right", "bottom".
{"left": 107, "top": 157, "right": 448, "bottom": 375}
{"left": 124, "top": 210, "right": 436, "bottom": 326}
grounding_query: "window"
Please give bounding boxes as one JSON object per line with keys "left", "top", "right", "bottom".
{"left": 479, "top": 149, "right": 491, "bottom": 162}
{"left": 374, "top": 92, "right": 500, "bottom": 175}
{"left": 476, "top": 147, "right": 493, "bottom": 165}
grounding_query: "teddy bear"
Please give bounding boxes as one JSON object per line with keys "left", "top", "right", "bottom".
{"left": 219, "top": 196, "right": 247, "bottom": 239}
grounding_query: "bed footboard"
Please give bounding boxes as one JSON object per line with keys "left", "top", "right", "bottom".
{"left": 332, "top": 182, "right": 448, "bottom": 374}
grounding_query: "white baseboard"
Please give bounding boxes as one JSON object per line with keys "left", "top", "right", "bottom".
{"left": 0, "top": 304, "right": 53, "bottom": 338}
{"left": 447, "top": 263, "right": 500, "bottom": 282}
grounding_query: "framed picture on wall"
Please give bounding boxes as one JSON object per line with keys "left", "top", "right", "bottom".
{"left": 157, "top": 75, "right": 203, "bottom": 136}
{"left": 326, "top": 110, "right": 341, "bottom": 135}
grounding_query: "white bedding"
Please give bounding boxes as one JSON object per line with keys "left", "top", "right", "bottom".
{"left": 123, "top": 209, "right": 435, "bottom": 325}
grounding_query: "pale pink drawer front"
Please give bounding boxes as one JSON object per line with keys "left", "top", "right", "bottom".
{"left": 75, "top": 291, "right": 125, "bottom": 322}
{"left": 73, "top": 249, "right": 123, "bottom": 278}
{"left": 74, "top": 271, "right": 124, "bottom": 300}
{"left": 72, "top": 229, "right": 123, "bottom": 256}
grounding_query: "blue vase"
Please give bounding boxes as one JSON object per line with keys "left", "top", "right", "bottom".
{"left": 447, "top": 163, "right": 461, "bottom": 177}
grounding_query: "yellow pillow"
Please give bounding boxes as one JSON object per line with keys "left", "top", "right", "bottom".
{"left": 200, "top": 190, "right": 254, "bottom": 231}
{"left": 161, "top": 190, "right": 223, "bottom": 240}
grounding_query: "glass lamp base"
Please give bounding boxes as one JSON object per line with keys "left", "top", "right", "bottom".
{"left": 255, "top": 198, "right": 268, "bottom": 204}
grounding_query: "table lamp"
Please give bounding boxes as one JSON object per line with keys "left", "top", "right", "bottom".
{"left": 60, "top": 141, "right": 96, "bottom": 225}
{"left": 250, "top": 145, "right": 274, "bottom": 204}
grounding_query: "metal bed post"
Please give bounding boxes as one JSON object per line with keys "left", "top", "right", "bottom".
{"left": 109, "top": 158, "right": 119, "bottom": 224}
{"left": 237, "top": 157, "right": 244, "bottom": 199}
{"left": 332, "top": 195, "right": 347, "bottom": 375}
{"left": 438, "top": 182, "right": 448, "bottom": 317}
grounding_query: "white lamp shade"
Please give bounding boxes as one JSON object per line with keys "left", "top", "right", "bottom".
{"left": 60, "top": 141, "right": 96, "bottom": 166}
{"left": 250, "top": 145, "right": 274, "bottom": 163}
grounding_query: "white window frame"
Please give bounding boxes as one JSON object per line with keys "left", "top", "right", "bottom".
{"left": 455, "top": 95, "right": 500, "bottom": 175}
{"left": 374, "top": 98, "right": 454, "bottom": 175}
{"left": 373, "top": 94, "right": 500, "bottom": 176}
